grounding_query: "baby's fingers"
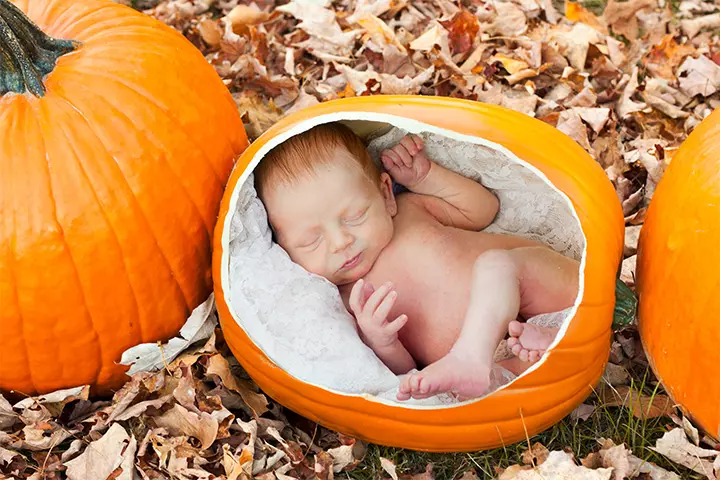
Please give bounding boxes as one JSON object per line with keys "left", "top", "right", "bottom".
{"left": 411, "top": 135, "right": 424, "bottom": 151}
{"left": 363, "top": 282, "right": 393, "bottom": 316}
{"left": 392, "top": 144, "right": 413, "bottom": 167}
{"left": 386, "top": 314, "right": 409, "bottom": 334}
{"left": 348, "top": 279, "right": 365, "bottom": 314}
{"left": 372, "top": 289, "right": 398, "bottom": 324}
{"left": 399, "top": 136, "right": 420, "bottom": 155}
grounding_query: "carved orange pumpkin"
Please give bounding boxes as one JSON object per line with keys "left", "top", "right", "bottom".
{"left": 0, "top": 0, "right": 248, "bottom": 396}
{"left": 636, "top": 108, "right": 720, "bottom": 441}
{"left": 213, "top": 95, "right": 624, "bottom": 451}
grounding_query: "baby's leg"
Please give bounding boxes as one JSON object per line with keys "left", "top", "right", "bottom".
{"left": 398, "top": 250, "right": 524, "bottom": 401}
{"left": 398, "top": 247, "right": 579, "bottom": 401}
{"left": 506, "top": 246, "right": 580, "bottom": 361}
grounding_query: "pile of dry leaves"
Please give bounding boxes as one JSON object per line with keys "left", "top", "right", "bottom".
{"left": 4, "top": 0, "right": 720, "bottom": 477}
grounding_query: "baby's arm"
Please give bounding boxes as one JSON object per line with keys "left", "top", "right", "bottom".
{"left": 348, "top": 280, "right": 416, "bottom": 375}
{"left": 381, "top": 135, "right": 499, "bottom": 230}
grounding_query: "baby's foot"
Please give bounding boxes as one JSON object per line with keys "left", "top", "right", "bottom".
{"left": 506, "top": 321, "right": 558, "bottom": 363}
{"left": 396, "top": 351, "right": 491, "bottom": 402}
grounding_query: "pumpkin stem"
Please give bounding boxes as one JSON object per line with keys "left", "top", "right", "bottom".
{"left": 0, "top": 0, "right": 79, "bottom": 97}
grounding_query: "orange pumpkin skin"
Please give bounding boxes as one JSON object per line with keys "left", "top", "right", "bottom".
{"left": 0, "top": 0, "right": 248, "bottom": 396}
{"left": 636, "top": 108, "right": 720, "bottom": 440}
{"left": 213, "top": 95, "right": 624, "bottom": 451}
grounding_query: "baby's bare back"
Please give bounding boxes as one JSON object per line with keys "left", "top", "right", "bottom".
{"left": 355, "top": 196, "right": 543, "bottom": 367}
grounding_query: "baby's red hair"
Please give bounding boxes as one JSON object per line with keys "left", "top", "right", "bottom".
{"left": 254, "top": 122, "right": 382, "bottom": 202}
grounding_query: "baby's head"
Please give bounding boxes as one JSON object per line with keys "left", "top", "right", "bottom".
{"left": 255, "top": 123, "right": 397, "bottom": 286}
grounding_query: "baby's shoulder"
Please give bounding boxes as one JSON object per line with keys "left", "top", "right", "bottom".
{"left": 395, "top": 192, "right": 438, "bottom": 220}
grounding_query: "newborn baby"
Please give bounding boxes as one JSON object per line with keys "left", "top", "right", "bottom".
{"left": 255, "top": 123, "right": 580, "bottom": 401}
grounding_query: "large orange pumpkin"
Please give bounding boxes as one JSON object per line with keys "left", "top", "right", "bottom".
{"left": 213, "top": 95, "right": 625, "bottom": 451}
{"left": 636, "top": 108, "right": 720, "bottom": 441}
{"left": 0, "top": 0, "right": 248, "bottom": 396}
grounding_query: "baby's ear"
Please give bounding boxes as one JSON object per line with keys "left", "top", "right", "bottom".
{"left": 379, "top": 172, "right": 398, "bottom": 216}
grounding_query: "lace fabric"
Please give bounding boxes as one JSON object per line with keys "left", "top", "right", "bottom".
{"left": 225, "top": 125, "right": 585, "bottom": 406}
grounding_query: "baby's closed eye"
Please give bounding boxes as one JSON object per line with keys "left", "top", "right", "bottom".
{"left": 344, "top": 207, "right": 369, "bottom": 225}
{"left": 297, "top": 235, "right": 322, "bottom": 249}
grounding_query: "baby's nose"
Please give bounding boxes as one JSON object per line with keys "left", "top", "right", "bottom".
{"left": 330, "top": 229, "right": 354, "bottom": 252}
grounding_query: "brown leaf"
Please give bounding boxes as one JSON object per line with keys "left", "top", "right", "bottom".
{"left": 0, "top": 395, "right": 16, "bottom": 430}
{"left": 680, "top": 12, "right": 720, "bottom": 39}
{"left": 153, "top": 404, "right": 218, "bottom": 450}
{"left": 205, "top": 354, "right": 269, "bottom": 417}
{"left": 599, "top": 385, "right": 675, "bottom": 419}
{"left": 521, "top": 442, "right": 550, "bottom": 466}
{"left": 226, "top": 5, "right": 270, "bottom": 35}
{"left": 677, "top": 55, "right": 720, "bottom": 97}
{"left": 499, "top": 450, "right": 613, "bottom": 479}
{"left": 198, "top": 18, "right": 223, "bottom": 47}
{"left": 620, "top": 255, "right": 636, "bottom": 288}
{"left": 64, "top": 423, "right": 136, "bottom": 480}
{"left": 617, "top": 67, "right": 648, "bottom": 119}
{"left": 557, "top": 109, "right": 592, "bottom": 151}
{"left": 602, "top": 363, "right": 630, "bottom": 387}
{"left": 439, "top": 9, "right": 480, "bottom": 58}
{"left": 602, "top": 0, "right": 655, "bottom": 40}
{"left": 112, "top": 395, "right": 173, "bottom": 422}
{"left": 327, "top": 444, "right": 358, "bottom": 473}
{"left": 570, "top": 403, "right": 596, "bottom": 422}
{"left": 484, "top": 1, "right": 528, "bottom": 37}
{"left": 650, "top": 428, "right": 719, "bottom": 477}
{"left": 14, "top": 386, "right": 90, "bottom": 419}
{"left": 643, "top": 35, "right": 695, "bottom": 81}
{"left": 381, "top": 457, "right": 399, "bottom": 480}
{"left": 565, "top": 1, "right": 608, "bottom": 34}
{"left": 624, "top": 225, "right": 642, "bottom": 257}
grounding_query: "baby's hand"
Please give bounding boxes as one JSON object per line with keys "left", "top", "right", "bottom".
{"left": 381, "top": 135, "right": 431, "bottom": 189}
{"left": 349, "top": 279, "right": 408, "bottom": 349}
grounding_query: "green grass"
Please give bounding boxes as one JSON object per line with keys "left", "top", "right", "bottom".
{"left": 342, "top": 368, "right": 703, "bottom": 480}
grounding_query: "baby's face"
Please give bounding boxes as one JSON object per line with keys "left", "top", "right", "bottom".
{"left": 263, "top": 156, "right": 396, "bottom": 286}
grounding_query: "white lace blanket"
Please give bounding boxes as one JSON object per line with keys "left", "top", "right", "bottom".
{"left": 226, "top": 124, "right": 584, "bottom": 406}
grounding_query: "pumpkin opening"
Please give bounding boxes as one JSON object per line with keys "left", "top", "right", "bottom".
{"left": 0, "top": 0, "right": 79, "bottom": 97}
{"left": 219, "top": 112, "right": 587, "bottom": 408}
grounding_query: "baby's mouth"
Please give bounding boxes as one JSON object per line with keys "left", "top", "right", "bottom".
{"left": 340, "top": 253, "right": 362, "bottom": 270}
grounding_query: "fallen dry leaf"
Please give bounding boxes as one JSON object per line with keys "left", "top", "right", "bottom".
{"left": 153, "top": 404, "right": 219, "bottom": 450}
{"left": 64, "top": 423, "right": 136, "bottom": 480}
{"left": 205, "top": 354, "right": 269, "bottom": 417}
{"left": 650, "top": 428, "right": 719, "bottom": 478}
{"left": 599, "top": 384, "right": 675, "bottom": 419}
{"left": 381, "top": 456, "right": 400, "bottom": 480}
{"left": 499, "top": 450, "right": 613, "bottom": 479}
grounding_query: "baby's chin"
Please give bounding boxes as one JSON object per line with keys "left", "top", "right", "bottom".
{"left": 333, "top": 259, "right": 375, "bottom": 286}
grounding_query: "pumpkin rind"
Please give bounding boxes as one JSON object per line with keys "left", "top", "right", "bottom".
{"left": 213, "top": 95, "right": 624, "bottom": 451}
{"left": 636, "top": 108, "right": 720, "bottom": 440}
{"left": 0, "top": 0, "right": 248, "bottom": 396}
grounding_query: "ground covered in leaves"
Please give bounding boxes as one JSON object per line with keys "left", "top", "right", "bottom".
{"left": 3, "top": 0, "right": 720, "bottom": 477}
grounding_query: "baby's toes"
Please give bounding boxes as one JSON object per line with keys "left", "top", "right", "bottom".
{"left": 528, "top": 350, "right": 540, "bottom": 362}
{"left": 518, "top": 348, "right": 529, "bottom": 362}
{"left": 507, "top": 337, "right": 519, "bottom": 349}
{"left": 508, "top": 320, "right": 524, "bottom": 338}
{"left": 511, "top": 343, "right": 523, "bottom": 356}
{"left": 396, "top": 377, "right": 412, "bottom": 401}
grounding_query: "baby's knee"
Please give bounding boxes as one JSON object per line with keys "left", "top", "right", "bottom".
{"left": 473, "top": 249, "right": 519, "bottom": 277}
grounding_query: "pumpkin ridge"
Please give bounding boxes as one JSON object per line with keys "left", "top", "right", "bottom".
{"left": 68, "top": 66, "right": 227, "bottom": 206}
{"left": 49, "top": 89, "right": 194, "bottom": 315}
{"left": 0, "top": 102, "right": 34, "bottom": 394}
{"left": 5, "top": 239, "right": 36, "bottom": 395}
{"left": 36, "top": 1, "right": 113, "bottom": 41}
{"left": 41, "top": 97, "right": 145, "bottom": 346}
{"left": 55, "top": 71, "right": 214, "bottom": 287}
{"left": 28, "top": 102, "right": 103, "bottom": 389}
{"left": 64, "top": 68, "right": 225, "bottom": 239}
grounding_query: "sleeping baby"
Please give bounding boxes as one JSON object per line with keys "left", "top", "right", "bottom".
{"left": 254, "top": 123, "right": 580, "bottom": 401}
